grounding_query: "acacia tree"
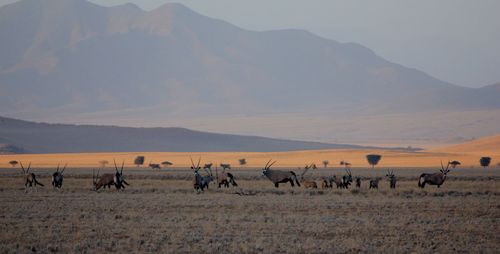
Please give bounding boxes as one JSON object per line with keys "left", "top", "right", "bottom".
{"left": 134, "top": 156, "right": 145, "bottom": 167}
{"left": 322, "top": 160, "right": 329, "bottom": 168}
{"left": 449, "top": 160, "right": 461, "bottom": 168}
{"left": 98, "top": 160, "right": 109, "bottom": 168}
{"left": 9, "top": 160, "right": 18, "bottom": 167}
{"left": 366, "top": 154, "right": 382, "bottom": 169}
{"left": 480, "top": 157, "right": 491, "bottom": 168}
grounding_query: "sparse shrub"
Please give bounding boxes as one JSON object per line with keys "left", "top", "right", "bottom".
{"left": 134, "top": 156, "right": 145, "bottom": 167}
{"left": 98, "top": 160, "right": 109, "bottom": 168}
{"left": 239, "top": 158, "right": 247, "bottom": 165}
{"left": 8, "top": 160, "right": 18, "bottom": 167}
{"left": 161, "top": 161, "right": 173, "bottom": 167}
{"left": 366, "top": 154, "right": 382, "bottom": 169}
{"left": 479, "top": 157, "right": 491, "bottom": 168}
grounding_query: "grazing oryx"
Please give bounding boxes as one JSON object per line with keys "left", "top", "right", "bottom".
{"left": 386, "top": 170, "right": 396, "bottom": 189}
{"left": 300, "top": 163, "right": 318, "bottom": 189}
{"left": 191, "top": 158, "right": 214, "bottom": 193}
{"left": 261, "top": 160, "right": 301, "bottom": 188}
{"left": 20, "top": 162, "right": 44, "bottom": 192}
{"left": 113, "top": 160, "right": 129, "bottom": 190}
{"left": 220, "top": 163, "right": 231, "bottom": 170}
{"left": 52, "top": 163, "right": 67, "bottom": 189}
{"left": 355, "top": 177, "right": 361, "bottom": 188}
{"left": 215, "top": 164, "right": 238, "bottom": 188}
{"left": 369, "top": 178, "right": 380, "bottom": 189}
{"left": 93, "top": 169, "right": 114, "bottom": 191}
{"left": 149, "top": 162, "right": 161, "bottom": 170}
{"left": 418, "top": 161, "right": 451, "bottom": 188}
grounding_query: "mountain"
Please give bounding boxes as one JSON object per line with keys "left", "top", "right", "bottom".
{"left": 0, "top": 116, "right": 378, "bottom": 153}
{"left": 0, "top": 0, "right": 499, "bottom": 145}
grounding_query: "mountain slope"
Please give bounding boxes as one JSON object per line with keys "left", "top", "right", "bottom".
{"left": 431, "top": 134, "right": 500, "bottom": 154}
{"left": 0, "top": 0, "right": 499, "bottom": 120}
{"left": 0, "top": 116, "right": 374, "bottom": 153}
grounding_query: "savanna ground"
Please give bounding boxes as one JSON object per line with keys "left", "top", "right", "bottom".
{"left": 0, "top": 166, "right": 499, "bottom": 253}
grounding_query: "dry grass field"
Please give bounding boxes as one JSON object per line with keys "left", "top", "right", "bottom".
{"left": 0, "top": 166, "right": 499, "bottom": 253}
{"left": 1, "top": 136, "right": 499, "bottom": 253}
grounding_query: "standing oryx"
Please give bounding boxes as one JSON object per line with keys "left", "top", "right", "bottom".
{"left": 191, "top": 158, "right": 214, "bottom": 193}
{"left": 300, "top": 163, "right": 318, "bottom": 189}
{"left": 355, "top": 177, "right": 361, "bottom": 188}
{"left": 386, "top": 170, "right": 396, "bottom": 189}
{"left": 333, "top": 168, "right": 353, "bottom": 189}
{"left": 418, "top": 161, "right": 451, "bottom": 188}
{"left": 215, "top": 163, "right": 238, "bottom": 188}
{"left": 52, "top": 163, "right": 67, "bottom": 189}
{"left": 369, "top": 178, "right": 380, "bottom": 189}
{"left": 113, "top": 160, "right": 129, "bottom": 190}
{"left": 20, "top": 162, "right": 44, "bottom": 192}
{"left": 261, "top": 160, "right": 301, "bottom": 188}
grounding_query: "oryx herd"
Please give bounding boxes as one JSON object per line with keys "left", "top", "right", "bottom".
{"left": 13, "top": 158, "right": 455, "bottom": 193}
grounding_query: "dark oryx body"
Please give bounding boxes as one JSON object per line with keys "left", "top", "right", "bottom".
{"left": 418, "top": 161, "right": 451, "bottom": 188}
{"left": 261, "top": 160, "right": 301, "bottom": 188}
{"left": 355, "top": 177, "right": 361, "bottom": 188}
{"left": 386, "top": 170, "right": 396, "bottom": 189}
{"left": 52, "top": 163, "right": 67, "bottom": 189}
{"left": 369, "top": 178, "right": 380, "bottom": 189}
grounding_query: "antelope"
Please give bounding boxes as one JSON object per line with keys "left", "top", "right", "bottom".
{"left": 418, "top": 161, "right": 451, "bottom": 188}
{"left": 20, "top": 162, "right": 44, "bottom": 192}
{"left": 321, "top": 177, "right": 332, "bottom": 189}
{"left": 113, "top": 160, "right": 129, "bottom": 190}
{"left": 300, "top": 163, "right": 318, "bottom": 189}
{"left": 220, "top": 163, "right": 231, "bottom": 170}
{"left": 215, "top": 164, "right": 238, "bottom": 188}
{"left": 149, "top": 162, "right": 161, "bottom": 170}
{"left": 369, "top": 178, "right": 380, "bottom": 189}
{"left": 52, "top": 163, "right": 67, "bottom": 189}
{"left": 92, "top": 169, "right": 114, "bottom": 191}
{"left": 261, "top": 160, "right": 301, "bottom": 188}
{"left": 386, "top": 170, "right": 396, "bottom": 189}
{"left": 355, "top": 177, "right": 361, "bottom": 188}
{"left": 191, "top": 158, "right": 214, "bottom": 192}
{"left": 333, "top": 169, "right": 353, "bottom": 189}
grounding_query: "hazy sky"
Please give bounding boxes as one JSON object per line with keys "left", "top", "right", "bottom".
{"left": 2, "top": 0, "right": 499, "bottom": 88}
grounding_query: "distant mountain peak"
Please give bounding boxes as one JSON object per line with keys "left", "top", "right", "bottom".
{"left": 0, "top": 0, "right": 498, "bottom": 140}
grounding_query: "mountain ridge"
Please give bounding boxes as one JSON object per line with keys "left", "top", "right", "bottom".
{"left": 0, "top": 116, "right": 395, "bottom": 153}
